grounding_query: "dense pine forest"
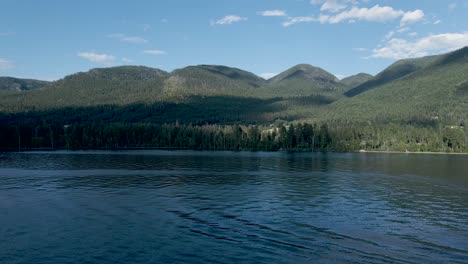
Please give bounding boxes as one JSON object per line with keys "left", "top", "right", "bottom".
{"left": 0, "top": 121, "right": 465, "bottom": 153}
{"left": 0, "top": 48, "right": 467, "bottom": 153}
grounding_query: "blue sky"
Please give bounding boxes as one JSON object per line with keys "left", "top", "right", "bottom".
{"left": 1, "top": 0, "right": 467, "bottom": 80}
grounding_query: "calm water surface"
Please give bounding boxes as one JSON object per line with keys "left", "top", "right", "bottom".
{"left": 0, "top": 151, "right": 467, "bottom": 263}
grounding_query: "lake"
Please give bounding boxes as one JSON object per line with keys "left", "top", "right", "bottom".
{"left": 0, "top": 151, "right": 467, "bottom": 263}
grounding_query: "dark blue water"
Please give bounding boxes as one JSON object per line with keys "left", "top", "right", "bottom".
{"left": 0, "top": 151, "right": 467, "bottom": 264}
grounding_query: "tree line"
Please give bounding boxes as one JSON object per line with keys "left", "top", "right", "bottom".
{"left": 0, "top": 122, "right": 465, "bottom": 153}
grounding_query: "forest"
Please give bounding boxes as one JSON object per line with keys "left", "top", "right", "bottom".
{"left": 0, "top": 121, "right": 465, "bottom": 153}
{"left": 1, "top": 48, "right": 467, "bottom": 153}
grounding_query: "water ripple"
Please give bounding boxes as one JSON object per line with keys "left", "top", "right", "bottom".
{"left": 0, "top": 151, "right": 467, "bottom": 263}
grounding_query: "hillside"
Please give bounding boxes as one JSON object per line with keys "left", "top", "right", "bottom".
{"left": 163, "top": 65, "right": 265, "bottom": 98}
{"left": 344, "top": 55, "right": 439, "bottom": 97}
{"left": 258, "top": 64, "right": 347, "bottom": 98}
{"left": 327, "top": 47, "right": 468, "bottom": 124}
{"left": 81, "top": 66, "right": 169, "bottom": 81}
{"left": 340, "top": 73, "right": 373, "bottom": 89}
{"left": 0, "top": 64, "right": 342, "bottom": 116}
{"left": 0, "top": 77, "right": 50, "bottom": 92}
{"left": 0, "top": 48, "right": 467, "bottom": 127}
{"left": 0, "top": 66, "right": 170, "bottom": 111}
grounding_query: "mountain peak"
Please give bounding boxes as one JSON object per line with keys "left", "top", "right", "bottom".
{"left": 61, "top": 66, "right": 169, "bottom": 82}
{"left": 173, "top": 64, "right": 266, "bottom": 88}
{"left": 269, "top": 64, "right": 338, "bottom": 84}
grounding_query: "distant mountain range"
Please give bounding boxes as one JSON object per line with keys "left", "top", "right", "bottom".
{"left": 1, "top": 47, "right": 467, "bottom": 126}
{"left": 0, "top": 77, "right": 50, "bottom": 92}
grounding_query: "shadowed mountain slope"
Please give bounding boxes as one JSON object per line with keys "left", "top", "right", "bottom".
{"left": 0, "top": 77, "right": 50, "bottom": 92}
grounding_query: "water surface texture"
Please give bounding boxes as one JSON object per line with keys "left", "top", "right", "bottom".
{"left": 1, "top": 151, "right": 467, "bottom": 263}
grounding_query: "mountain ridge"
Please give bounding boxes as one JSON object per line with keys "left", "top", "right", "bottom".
{"left": 1, "top": 47, "right": 467, "bottom": 126}
{"left": 0, "top": 77, "right": 50, "bottom": 92}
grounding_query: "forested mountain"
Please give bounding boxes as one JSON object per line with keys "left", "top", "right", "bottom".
{"left": 260, "top": 64, "right": 347, "bottom": 98}
{"left": 0, "top": 48, "right": 466, "bottom": 153}
{"left": 164, "top": 65, "right": 265, "bottom": 98}
{"left": 0, "top": 63, "right": 345, "bottom": 112}
{"left": 79, "top": 66, "right": 169, "bottom": 81}
{"left": 344, "top": 54, "right": 439, "bottom": 97}
{"left": 328, "top": 47, "right": 468, "bottom": 125}
{"left": 0, "top": 48, "right": 467, "bottom": 126}
{"left": 340, "top": 73, "right": 373, "bottom": 89}
{"left": 0, "top": 77, "right": 50, "bottom": 92}
{"left": 269, "top": 64, "right": 338, "bottom": 84}
{"left": 0, "top": 66, "right": 171, "bottom": 112}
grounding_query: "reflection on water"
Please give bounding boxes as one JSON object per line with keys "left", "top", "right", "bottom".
{"left": 0, "top": 151, "right": 467, "bottom": 263}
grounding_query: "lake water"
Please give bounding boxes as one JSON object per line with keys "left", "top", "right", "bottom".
{"left": 0, "top": 151, "right": 467, "bottom": 264}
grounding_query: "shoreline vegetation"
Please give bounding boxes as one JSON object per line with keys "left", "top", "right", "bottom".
{"left": 2, "top": 148, "right": 468, "bottom": 155}
{"left": 356, "top": 150, "right": 468, "bottom": 155}
{"left": 1, "top": 122, "right": 466, "bottom": 154}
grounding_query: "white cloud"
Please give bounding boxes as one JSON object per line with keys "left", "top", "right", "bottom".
{"left": 284, "top": 5, "right": 425, "bottom": 27}
{"left": 259, "top": 73, "right": 278, "bottom": 79}
{"left": 283, "top": 16, "right": 316, "bottom": 27}
{"left": 122, "top": 57, "right": 133, "bottom": 63}
{"left": 371, "top": 32, "right": 468, "bottom": 59}
{"left": 211, "top": 15, "right": 247, "bottom": 26}
{"left": 0, "top": 58, "right": 14, "bottom": 70}
{"left": 108, "top": 33, "right": 148, "bottom": 43}
{"left": 400, "top": 10, "right": 424, "bottom": 26}
{"left": 385, "top": 31, "right": 395, "bottom": 40}
{"left": 143, "top": 50, "right": 167, "bottom": 55}
{"left": 383, "top": 27, "right": 411, "bottom": 41}
{"left": 326, "top": 5, "right": 404, "bottom": 23}
{"left": 257, "top": 10, "right": 287, "bottom": 17}
{"left": 311, "top": 0, "right": 358, "bottom": 13}
{"left": 397, "top": 27, "right": 410, "bottom": 33}
{"left": 433, "top": 20, "right": 442, "bottom": 25}
{"left": 78, "top": 52, "right": 115, "bottom": 64}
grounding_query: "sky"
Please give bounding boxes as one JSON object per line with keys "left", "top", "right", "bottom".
{"left": 1, "top": 0, "right": 468, "bottom": 81}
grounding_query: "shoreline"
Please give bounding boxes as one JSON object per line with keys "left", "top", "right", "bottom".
{"left": 355, "top": 150, "right": 468, "bottom": 155}
{"left": 2, "top": 147, "right": 467, "bottom": 155}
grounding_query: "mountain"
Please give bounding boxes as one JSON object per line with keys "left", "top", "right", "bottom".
{"left": 0, "top": 63, "right": 348, "bottom": 123}
{"left": 0, "top": 77, "right": 50, "bottom": 92}
{"left": 269, "top": 64, "right": 338, "bottom": 83}
{"left": 0, "top": 65, "right": 271, "bottom": 113}
{"left": 0, "top": 66, "right": 171, "bottom": 111}
{"left": 340, "top": 73, "right": 373, "bottom": 89}
{"left": 76, "top": 66, "right": 169, "bottom": 81}
{"left": 344, "top": 55, "right": 439, "bottom": 97}
{"left": 328, "top": 47, "right": 468, "bottom": 124}
{"left": 163, "top": 65, "right": 266, "bottom": 98}
{"left": 196, "top": 65, "right": 266, "bottom": 87}
{"left": 259, "top": 64, "right": 346, "bottom": 98}
{"left": 1, "top": 48, "right": 467, "bottom": 127}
